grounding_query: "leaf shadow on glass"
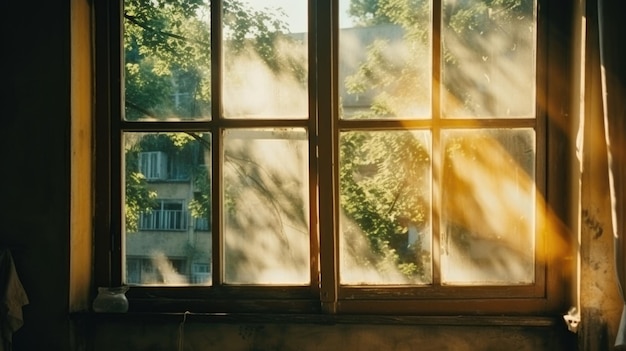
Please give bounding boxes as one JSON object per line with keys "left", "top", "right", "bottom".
{"left": 123, "top": 0, "right": 308, "bottom": 121}
{"left": 223, "top": 129, "right": 310, "bottom": 284}
{"left": 442, "top": 0, "right": 536, "bottom": 117}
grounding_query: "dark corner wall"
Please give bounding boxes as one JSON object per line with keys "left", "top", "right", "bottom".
{"left": 1, "top": 1, "right": 72, "bottom": 350}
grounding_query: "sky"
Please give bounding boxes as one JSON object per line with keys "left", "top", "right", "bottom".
{"left": 246, "top": 0, "right": 354, "bottom": 33}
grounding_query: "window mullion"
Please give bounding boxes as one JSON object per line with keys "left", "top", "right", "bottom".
{"left": 111, "top": 0, "right": 124, "bottom": 288}
{"left": 308, "top": 0, "right": 321, "bottom": 297}
{"left": 431, "top": 0, "right": 443, "bottom": 287}
{"left": 211, "top": 0, "right": 224, "bottom": 287}
{"left": 95, "top": 0, "right": 120, "bottom": 288}
{"left": 317, "top": 0, "right": 339, "bottom": 314}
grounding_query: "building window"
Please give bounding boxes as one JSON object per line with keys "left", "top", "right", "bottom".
{"left": 126, "top": 257, "right": 187, "bottom": 285}
{"left": 138, "top": 150, "right": 194, "bottom": 182}
{"left": 191, "top": 263, "right": 211, "bottom": 285}
{"left": 194, "top": 217, "right": 210, "bottom": 231}
{"left": 138, "top": 151, "right": 168, "bottom": 180}
{"left": 95, "top": 0, "right": 573, "bottom": 314}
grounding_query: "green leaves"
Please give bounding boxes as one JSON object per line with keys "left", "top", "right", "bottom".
{"left": 340, "top": 131, "right": 430, "bottom": 280}
{"left": 125, "top": 172, "right": 157, "bottom": 233}
{"left": 123, "top": 0, "right": 300, "bottom": 121}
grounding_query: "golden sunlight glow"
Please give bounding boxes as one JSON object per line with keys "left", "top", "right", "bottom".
{"left": 223, "top": 36, "right": 308, "bottom": 118}
{"left": 121, "top": 0, "right": 576, "bottom": 290}
{"left": 441, "top": 130, "right": 536, "bottom": 284}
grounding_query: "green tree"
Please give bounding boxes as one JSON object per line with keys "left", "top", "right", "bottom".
{"left": 123, "top": 0, "right": 303, "bottom": 120}
{"left": 125, "top": 132, "right": 206, "bottom": 232}
{"left": 344, "top": 0, "right": 532, "bottom": 117}
{"left": 122, "top": 0, "right": 305, "bottom": 235}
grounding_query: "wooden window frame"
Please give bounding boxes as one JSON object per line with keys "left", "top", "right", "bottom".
{"left": 94, "top": 0, "right": 575, "bottom": 316}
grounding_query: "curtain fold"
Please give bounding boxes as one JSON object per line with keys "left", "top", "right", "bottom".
{"left": 597, "top": 0, "right": 626, "bottom": 347}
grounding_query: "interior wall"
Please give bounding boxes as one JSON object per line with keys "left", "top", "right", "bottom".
{"left": 578, "top": 0, "right": 624, "bottom": 348}
{"left": 91, "top": 321, "right": 571, "bottom": 351}
{"left": 0, "top": 0, "right": 623, "bottom": 350}
{"left": 70, "top": 0, "right": 94, "bottom": 314}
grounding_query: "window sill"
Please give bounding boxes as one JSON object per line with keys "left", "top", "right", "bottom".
{"left": 70, "top": 311, "right": 561, "bottom": 328}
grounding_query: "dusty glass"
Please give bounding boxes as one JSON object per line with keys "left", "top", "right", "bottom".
{"left": 222, "top": 0, "right": 308, "bottom": 119}
{"left": 440, "top": 128, "right": 536, "bottom": 285}
{"left": 222, "top": 128, "right": 310, "bottom": 284}
{"left": 338, "top": 0, "right": 432, "bottom": 119}
{"left": 441, "top": 0, "right": 537, "bottom": 118}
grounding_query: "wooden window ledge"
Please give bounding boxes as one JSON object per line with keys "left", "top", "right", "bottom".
{"left": 70, "top": 311, "right": 562, "bottom": 328}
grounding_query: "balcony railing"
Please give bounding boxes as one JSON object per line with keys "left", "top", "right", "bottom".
{"left": 139, "top": 210, "right": 187, "bottom": 231}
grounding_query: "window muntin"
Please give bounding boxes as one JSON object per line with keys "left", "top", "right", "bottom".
{"left": 103, "top": 0, "right": 561, "bottom": 313}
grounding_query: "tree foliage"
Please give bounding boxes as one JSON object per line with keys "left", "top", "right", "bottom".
{"left": 124, "top": 0, "right": 301, "bottom": 120}
{"left": 345, "top": 0, "right": 533, "bottom": 117}
{"left": 340, "top": 131, "right": 431, "bottom": 281}
{"left": 124, "top": 132, "right": 207, "bottom": 232}
{"left": 123, "top": 0, "right": 298, "bottom": 233}
{"left": 340, "top": 0, "right": 533, "bottom": 280}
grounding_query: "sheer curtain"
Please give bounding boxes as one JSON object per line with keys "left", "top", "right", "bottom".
{"left": 597, "top": 0, "right": 626, "bottom": 347}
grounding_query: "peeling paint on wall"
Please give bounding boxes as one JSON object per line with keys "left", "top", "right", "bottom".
{"left": 582, "top": 208, "right": 604, "bottom": 239}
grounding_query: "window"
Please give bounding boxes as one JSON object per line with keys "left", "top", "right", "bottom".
{"left": 138, "top": 149, "right": 194, "bottom": 182}
{"left": 194, "top": 217, "right": 210, "bottom": 231}
{"left": 138, "top": 151, "right": 168, "bottom": 180}
{"left": 95, "top": 0, "right": 573, "bottom": 315}
{"left": 126, "top": 257, "right": 187, "bottom": 285}
{"left": 192, "top": 263, "right": 211, "bottom": 284}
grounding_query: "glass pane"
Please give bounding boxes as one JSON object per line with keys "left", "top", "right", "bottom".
{"left": 123, "top": 132, "right": 212, "bottom": 286}
{"left": 339, "top": 131, "right": 432, "bottom": 285}
{"left": 223, "top": 1, "right": 308, "bottom": 119}
{"left": 442, "top": 0, "right": 536, "bottom": 118}
{"left": 339, "top": 0, "right": 432, "bottom": 119}
{"left": 223, "top": 129, "right": 310, "bottom": 284}
{"left": 441, "top": 129, "right": 535, "bottom": 285}
{"left": 123, "top": 0, "right": 212, "bottom": 121}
